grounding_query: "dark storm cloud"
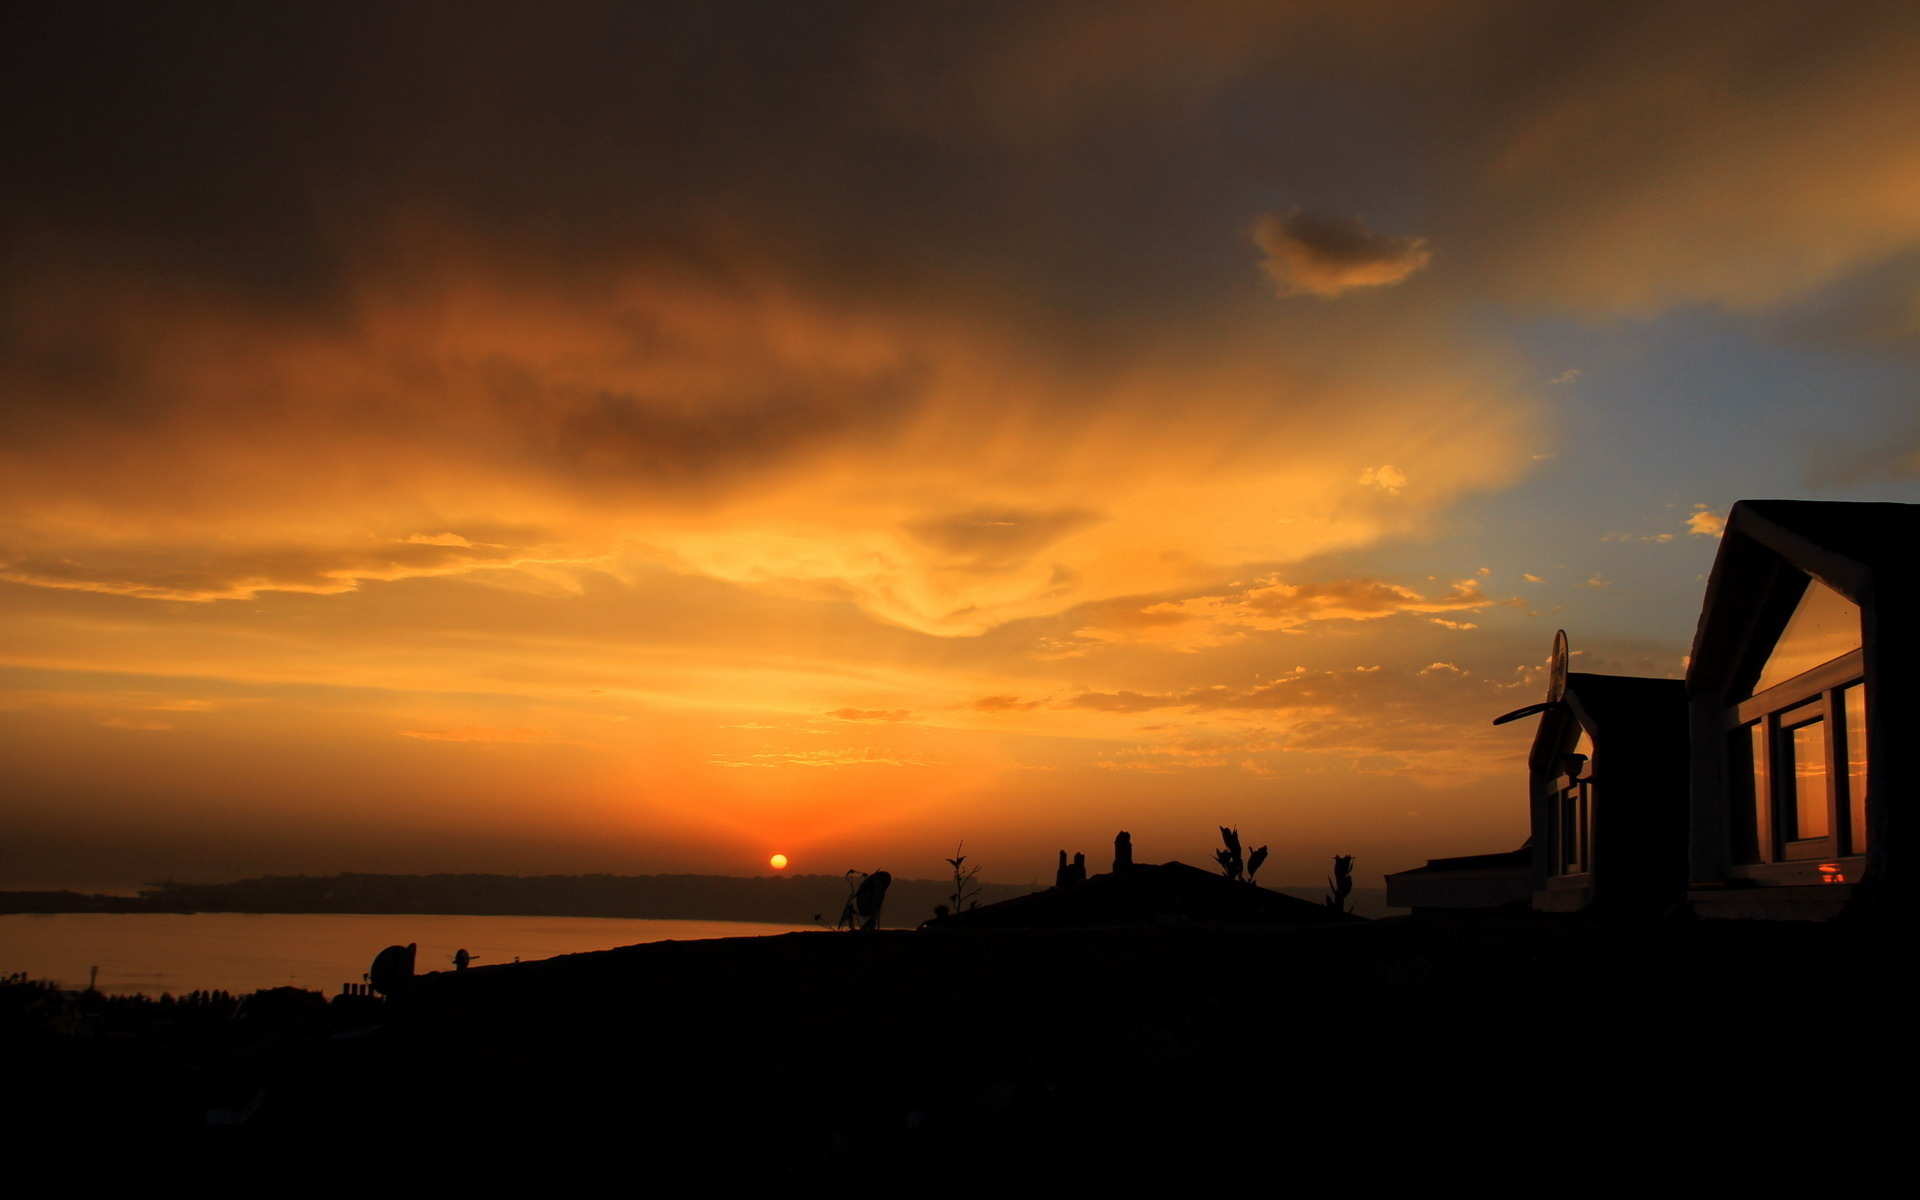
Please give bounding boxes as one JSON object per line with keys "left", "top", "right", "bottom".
{"left": 3, "top": 3, "right": 857, "bottom": 301}
{"left": 13, "top": 0, "right": 1920, "bottom": 323}
{"left": 1, "top": 2, "right": 1114, "bottom": 325}
{"left": 1251, "top": 209, "right": 1432, "bottom": 297}
{"left": 526, "top": 366, "right": 934, "bottom": 497}
{"left": 5, "top": 0, "right": 1916, "bottom": 617}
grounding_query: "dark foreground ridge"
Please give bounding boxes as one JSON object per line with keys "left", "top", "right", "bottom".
{"left": 5, "top": 914, "right": 1892, "bottom": 1178}
{"left": 928, "top": 860, "right": 1362, "bottom": 928}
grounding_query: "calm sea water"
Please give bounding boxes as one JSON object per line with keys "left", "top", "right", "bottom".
{"left": 0, "top": 913, "right": 811, "bottom": 997}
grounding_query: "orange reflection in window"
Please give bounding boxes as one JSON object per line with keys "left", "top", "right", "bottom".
{"left": 1818, "top": 862, "right": 1846, "bottom": 884}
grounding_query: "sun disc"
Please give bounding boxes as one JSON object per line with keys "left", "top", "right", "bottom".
{"left": 769, "top": 853, "right": 788, "bottom": 870}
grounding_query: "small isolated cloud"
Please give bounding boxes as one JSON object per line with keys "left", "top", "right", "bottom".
{"left": 824, "top": 708, "right": 913, "bottom": 722}
{"left": 1687, "top": 508, "right": 1726, "bottom": 537}
{"left": 1251, "top": 209, "right": 1432, "bottom": 298}
{"left": 970, "top": 695, "right": 1041, "bottom": 713}
{"left": 1522, "top": 573, "right": 1543, "bottom": 583}
{"left": 1548, "top": 369, "right": 1582, "bottom": 385}
{"left": 1358, "top": 465, "right": 1408, "bottom": 494}
{"left": 1582, "top": 574, "right": 1609, "bottom": 589}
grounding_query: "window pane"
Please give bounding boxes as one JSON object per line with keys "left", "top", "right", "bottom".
{"left": 1844, "top": 684, "right": 1868, "bottom": 853}
{"left": 1560, "top": 786, "right": 1578, "bottom": 872}
{"left": 1748, "top": 723, "right": 1769, "bottom": 863}
{"left": 1787, "top": 718, "right": 1829, "bottom": 840}
{"left": 1754, "top": 579, "right": 1860, "bottom": 693}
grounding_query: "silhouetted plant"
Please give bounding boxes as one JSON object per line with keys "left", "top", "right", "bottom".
{"left": 1215, "top": 826, "right": 1269, "bottom": 883}
{"left": 1325, "top": 855, "right": 1355, "bottom": 913}
{"left": 945, "top": 842, "right": 983, "bottom": 916}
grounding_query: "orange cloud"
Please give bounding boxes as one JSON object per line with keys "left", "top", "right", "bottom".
{"left": 970, "top": 695, "right": 1042, "bottom": 713}
{"left": 10, "top": 2, "right": 1904, "bottom": 889}
{"left": 1073, "top": 575, "right": 1498, "bottom": 649}
{"left": 825, "top": 709, "right": 914, "bottom": 723}
{"left": 1687, "top": 509, "right": 1727, "bottom": 537}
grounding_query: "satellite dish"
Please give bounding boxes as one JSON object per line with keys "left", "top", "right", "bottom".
{"left": 369, "top": 942, "right": 416, "bottom": 996}
{"left": 1548, "top": 629, "right": 1569, "bottom": 703}
{"left": 1492, "top": 701, "right": 1553, "bottom": 726}
{"left": 1490, "top": 631, "right": 1571, "bottom": 725}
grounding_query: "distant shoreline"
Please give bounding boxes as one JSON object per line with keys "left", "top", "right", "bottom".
{"left": 0, "top": 870, "right": 1396, "bottom": 923}
{"left": 0, "top": 871, "right": 1035, "bottom": 928}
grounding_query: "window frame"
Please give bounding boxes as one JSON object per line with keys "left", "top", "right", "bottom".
{"left": 1548, "top": 767, "right": 1590, "bottom": 876}
{"left": 1723, "top": 648, "right": 1866, "bottom": 867}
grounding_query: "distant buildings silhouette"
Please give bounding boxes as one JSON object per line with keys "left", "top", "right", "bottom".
{"left": 933, "top": 834, "right": 1357, "bottom": 929}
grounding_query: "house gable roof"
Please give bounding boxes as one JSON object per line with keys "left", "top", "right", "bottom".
{"left": 1688, "top": 500, "right": 1920, "bottom": 693}
{"left": 1519, "top": 672, "right": 1684, "bottom": 775}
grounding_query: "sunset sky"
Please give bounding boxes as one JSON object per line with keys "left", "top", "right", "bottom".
{"left": 6, "top": 2, "right": 1919, "bottom": 891}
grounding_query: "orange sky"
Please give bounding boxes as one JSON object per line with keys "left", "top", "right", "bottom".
{"left": 5, "top": 2, "right": 1919, "bottom": 890}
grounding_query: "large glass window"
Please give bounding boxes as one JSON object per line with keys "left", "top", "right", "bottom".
{"left": 1730, "top": 577, "right": 1867, "bottom": 867}
{"left": 1753, "top": 580, "right": 1860, "bottom": 693}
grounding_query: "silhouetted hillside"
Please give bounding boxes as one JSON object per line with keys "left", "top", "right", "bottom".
{"left": 0, "top": 890, "right": 148, "bottom": 914}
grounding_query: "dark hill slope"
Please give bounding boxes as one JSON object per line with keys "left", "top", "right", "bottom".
{"left": 371, "top": 915, "right": 1895, "bottom": 1177}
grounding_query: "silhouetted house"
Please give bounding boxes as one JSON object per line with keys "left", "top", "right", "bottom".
{"left": 1390, "top": 499, "right": 1909, "bottom": 922}
{"left": 1385, "top": 634, "right": 1689, "bottom": 917}
{"left": 1383, "top": 847, "right": 1532, "bottom": 915}
{"left": 1521, "top": 670, "right": 1689, "bottom": 916}
{"left": 1685, "top": 500, "right": 1908, "bottom": 919}
{"left": 929, "top": 861, "right": 1357, "bottom": 929}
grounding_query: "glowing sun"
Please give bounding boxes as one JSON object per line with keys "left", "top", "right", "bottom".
{"left": 769, "top": 854, "right": 789, "bottom": 870}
